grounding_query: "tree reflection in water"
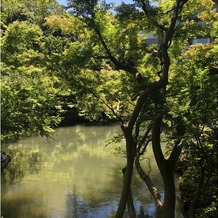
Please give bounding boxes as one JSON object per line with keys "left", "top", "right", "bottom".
{"left": 1, "top": 125, "right": 166, "bottom": 218}
{"left": 1, "top": 145, "right": 45, "bottom": 186}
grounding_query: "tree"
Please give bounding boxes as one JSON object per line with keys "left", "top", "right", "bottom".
{"left": 54, "top": 0, "right": 217, "bottom": 217}
{"left": 1, "top": 0, "right": 64, "bottom": 26}
{"left": 1, "top": 0, "right": 68, "bottom": 144}
{"left": 170, "top": 42, "right": 218, "bottom": 217}
{"left": 1, "top": 21, "right": 61, "bottom": 144}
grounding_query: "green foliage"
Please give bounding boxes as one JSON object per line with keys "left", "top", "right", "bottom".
{"left": 1, "top": 76, "right": 61, "bottom": 144}
{"left": 1, "top": 0, "right": 217, "bottom": 215}
{"left": 1, "top": 0, "right": 64, "bottom": 25}
{"left": 2, "top": 21, "right": 43, "bottom": 67}
{"left": 167, "top": 38, "right": 217, "bottom": 216}
{"left": 1, "top": 4, "right": 67, "bottom": 144}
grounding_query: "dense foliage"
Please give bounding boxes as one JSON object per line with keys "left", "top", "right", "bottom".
{"left": 1, "top": 0, "right": 67, "bottom": 143}
{"left": 1, "top": 0, "right": 217, "bottom": 217}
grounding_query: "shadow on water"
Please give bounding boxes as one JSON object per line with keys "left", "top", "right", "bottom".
{"left": 1, "top": 124, "right": 182, "bottom": 218}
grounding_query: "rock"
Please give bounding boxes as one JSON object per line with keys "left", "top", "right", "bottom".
{"left": 1, "top": 151, "right": 11, "bottom": 172}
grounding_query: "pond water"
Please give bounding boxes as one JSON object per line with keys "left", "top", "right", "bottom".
{"left": 1, "top": 124, "right": 182, "bottom": 218}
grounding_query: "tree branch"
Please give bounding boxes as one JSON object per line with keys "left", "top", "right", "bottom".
{"left": 152, "top": 117, "right": 166, "bottom": 167}
{"left": 140, "top": 1, "right": 167, "bottom": 32}
{"left": 135, "top": 153, "right": 163, "bottom": 208}
{"left": 90, "top": 14, "right": 144, "bottom": 83}
{"left": 133, "top": 102, "right": 151, "bottom": 141}
{"left": 160, "top": 0, "right": 189, "bottom": 84}
{"left": 128, "top": 80, "right": 164, "bottom": 130}
{"left": 168, "top": 140, "right": 182, "bottom": 168}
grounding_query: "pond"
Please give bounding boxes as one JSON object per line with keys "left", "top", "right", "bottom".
{"left": 1, "top": 124, "right": 182, "bottom": 218}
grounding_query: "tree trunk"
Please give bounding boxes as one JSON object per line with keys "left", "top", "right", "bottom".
{"left": 127, "top": 189, "right": 136, "bottom": 218}
{"left": 161, "top": 167, "right": 176, "bottom": 218}
{"left": 115, "top": 124, "right": 136, "bottom": 218}
{"left": 115, "top": 154, "right": 134, "bottom": 218}
{"left": 152, "top": 118, "right": 177, "bottom": 218}
{"left": 120, "top": 166, "right": 136, "bottom": 218}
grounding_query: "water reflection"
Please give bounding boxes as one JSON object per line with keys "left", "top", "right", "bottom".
{"left": 1, "top": 124, "right": 172, "bottom": 218}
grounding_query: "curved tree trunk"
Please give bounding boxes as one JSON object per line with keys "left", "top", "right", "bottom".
{"left": 152, "top": 118, "right": 177, "bottom": 218}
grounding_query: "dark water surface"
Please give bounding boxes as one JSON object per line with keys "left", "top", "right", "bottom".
{"left": 1, "top": 124, "right": 182, "bottom": 218}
